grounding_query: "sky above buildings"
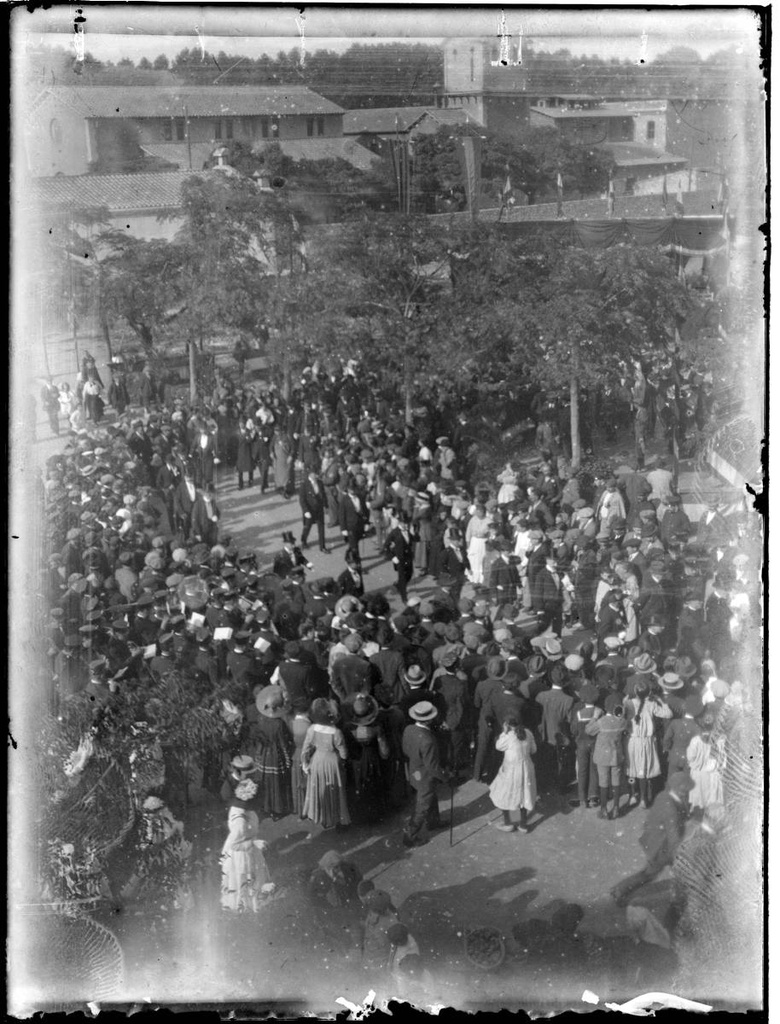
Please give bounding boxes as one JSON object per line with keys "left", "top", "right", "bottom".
{"left": 15, "top": 6, "right": 760, "bottom": 65}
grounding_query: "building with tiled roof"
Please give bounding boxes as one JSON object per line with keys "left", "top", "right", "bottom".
{"left": 24, "top": 85, "right": 347, "bottom": 177}
{"left": 26, "top": 171, "right": 200, "bottom": 243}
{"left": 28, "top": 171, "right": 196, "bottom": 215}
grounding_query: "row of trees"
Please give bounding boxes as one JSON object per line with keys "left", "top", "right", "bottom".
{"left": 46, "top": 167, "right": 722, "bottom": 466}
{"left": 27, "top": 39, "right": 749, "bottom": 102}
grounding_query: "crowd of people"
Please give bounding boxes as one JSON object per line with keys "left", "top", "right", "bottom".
{"left": 37, "top": 352, "right": 761, "bottom": 977}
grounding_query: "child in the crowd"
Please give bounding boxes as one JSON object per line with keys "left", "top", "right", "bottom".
{"left": 488, "top": 715, "right": 537, "bottom": 833}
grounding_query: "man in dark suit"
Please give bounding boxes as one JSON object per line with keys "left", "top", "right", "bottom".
{"left": 385, "top": 513, "right": 416, "bottom": 604}
{"left": 330, "top": 633, "right": 376, "bottom": 701}
{"left": 172, "top": 467, "right": 198, "bottom": 539}
{"left": 696, "top": 495, "right": 732, "bottom": 550}
{"left": 401, "top": 701, "right": 449, "bottom": 846}
{"left": 488, "top": 540, "right": 521, "bottom": 608}
{"left": 273, "top": 532, "right": 312, "bottom": 580}
{"left": 299, "top": 469, "right": 329, "bottom": 552}
{"left": 638, "top": 559, "right": 669, "bottom": 629}
{"left": 532, "top": 553, "right": 564, "bottom": 635}
{"left": 338, "top": 482, "right": 370, "bottom": 566}
{"left": 191, "top": 486, "right": 220, "bottom": 547}
{"left": 337, "top": 552, "right": 365, "bottom": 598}
{"left": 277, "top": 641, "right": 315, "bottom": 709}
{"left": 535, "top": 668, "right": 575, "bottom": 796}
{"left": 369, "top": 624, "right": 409, "bottom": 706}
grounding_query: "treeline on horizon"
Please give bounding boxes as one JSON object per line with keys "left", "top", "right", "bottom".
{"left": 30, "top": 41, "right": 748, "bottom": 106}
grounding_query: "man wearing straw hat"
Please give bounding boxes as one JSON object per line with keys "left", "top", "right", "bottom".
{"left": 401, "top": 701, "right": 449, "bottom": 847}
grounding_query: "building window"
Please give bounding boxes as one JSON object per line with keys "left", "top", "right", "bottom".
{"left": 317, "top": 116, "right": 325, "bottom": 136}
{"left": 49, "top": 118, "right": 62, "bottom": 145}
{"left": 225, "top": 119, "right": 233, "bottom": 140}
{"left": 163, "top": 120, "right": 173, "bottom": 141}
{"left": 214, "top": 120, "right": 222, "bottom": 140}
{"left": 470, "top": 47, "right": 475, "bottom": 82}
{"left": 175, "top": 118, "right": 185, "bottom": 141}
{"left": 307, "top": 117, "right": 314, "bottom": 137}
{"left": 260, "top": 118, "right": 269, "bottom": 139}
{"left": 271, "top": 116, "right": 280, "bottom": 135}
{"left": 647, "top": 120, "right": 656, "bottom": 141}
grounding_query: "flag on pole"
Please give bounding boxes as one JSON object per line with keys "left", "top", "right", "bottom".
{"left": 607, "top": 172, "right": 615, "bottom": 216}
{"left": 456, "top": 136, "right": 482, "bottom": 219}
{"left": 674, "top": 180, "right": 685, "bottom": 217}
{"left": 556, "top": 170, "right": 564, "bottom": 218}
{"left": 661, "top": 174, "right": 668, "bottom": 211}
{"left": 717, "top": 173, "right": 730, "bottom": 214}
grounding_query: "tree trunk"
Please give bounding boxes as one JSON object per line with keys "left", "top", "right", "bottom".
{"left": 570, "top": 374, "right": 581, "bottom": 472}
{"left": 100, "top": 312, "right": 113, "bottom": 362}
{"left": 282, "top": 343, "right": 291, "bottom": 402}
{"left": 403, "top": 348, "right": 413, "bottom": 426}
{"left": 188, "top": 338, "right": 197, "bottom": 403}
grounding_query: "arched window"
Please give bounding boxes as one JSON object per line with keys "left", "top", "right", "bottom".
{"left": 647, "top": 120, "right": 656, "bottom": 141}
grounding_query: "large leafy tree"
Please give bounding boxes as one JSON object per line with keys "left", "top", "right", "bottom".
{"left": 312, "top": 213, "right": 452, "bottom": 421}
{"left": 98, "top": 233, "right": 187, "bottom": 353}
{"left": 522, "top": 243, "right": 691, "bottom": 467}
{"left": 411, "top": 123, "right": 614, "bottom": 213}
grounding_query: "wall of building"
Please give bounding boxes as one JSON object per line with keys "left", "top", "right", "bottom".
{"left": 631, "top": 110, "right": 667, "bottom": 151}
{"left": 24, "top": 95, "right": 91, "bottom": 176}
{"left": 484, "top": 95, "right": 532, "bottom": 139}
{"left": 442, "top": 93, "right": 485, "bottom": 126}
{"left": 129, "top": 111, "right": 344, "bottom": 147}
{"left": 443, "top": 39, "right": 485, "bottom": 95}
{"left": 613, "top": 167, "right": 688, "bottom": 197}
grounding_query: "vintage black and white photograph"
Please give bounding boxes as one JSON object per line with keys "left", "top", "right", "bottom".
{"left": 9, "top": 4, "right": 767, "bottom": 1016}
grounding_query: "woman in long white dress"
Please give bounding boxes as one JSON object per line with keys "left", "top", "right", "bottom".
{"left": 496, "top": 463, "right": 519, "bottom": 506}
{"left": 686, "top": 716, "right": 724, "bottom": 813}
{"left": 220, "top": 779, "right": 272, "bottom": 912}
{"left": 465, "top": 505, "right": 492, "bottom": 585}
{"left": 489, "top": 717, "right": 537, "bottom": 833}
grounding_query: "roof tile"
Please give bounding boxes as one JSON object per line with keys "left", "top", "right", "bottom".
{"left": 54, "top": 85, "right": 344, "bottom": 119}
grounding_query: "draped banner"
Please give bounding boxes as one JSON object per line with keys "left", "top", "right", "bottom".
{"left": 495, "top": 216, "right": 734, "bottom": 256}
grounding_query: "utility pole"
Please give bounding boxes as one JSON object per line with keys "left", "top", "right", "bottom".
{"left": 184, "top": 105, "right": 192, "bottom": 171}
{"left": 570, "top": 338, "right": 581, "bottom": 471}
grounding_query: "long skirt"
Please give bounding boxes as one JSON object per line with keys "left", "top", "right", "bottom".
{"left": 291, "top": 753, "right": 307, "bottom": 817}
{"left": 468, "top": 537, "right": 487, "bottom": 585}
{"left": 273, "top": 440, "right": 291, "bottom": 490}
{"left": 303, "top": 752, "right": 351, "bottom": 828}
{"left": 254, "top": 750, "right": 293, "bottom": 818}
{"left": 627, "top": 735, "right": 662, "bottom": 779}
{"left": 220, "top": 845, "right": 271, "bottom": 912}
{"left": 348, "top": 744, "right": 386, "bottom": 821}
{"left": 489, "top": 756, "right": 537, "bottom": 812}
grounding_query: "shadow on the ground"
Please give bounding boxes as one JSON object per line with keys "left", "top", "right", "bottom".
{"left": 397, "top": 867, "right": 539, "bottom": 961}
